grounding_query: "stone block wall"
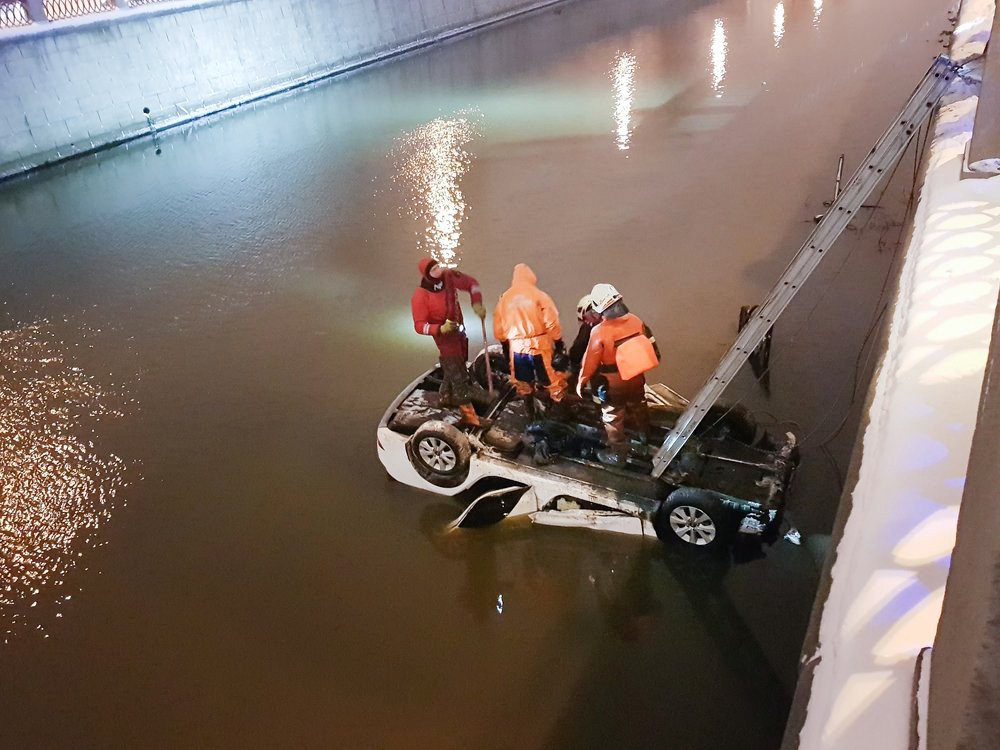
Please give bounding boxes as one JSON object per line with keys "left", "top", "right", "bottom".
{"left": 0, "top": 0, "right": 570, "bottom": 179}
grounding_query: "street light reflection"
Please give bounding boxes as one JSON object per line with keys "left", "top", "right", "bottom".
{"left": 710, "top": 19, "right": 727, "bottom": 98}
{"left": 393, "top": 112, "right": 482, "bottom": 268}
{"left": 610, "top": 50, "right": 637, "bottom": 151}
{"left": 0, "top": 322, "right": 130, "bottom": 643}
{"left": 813, "top": 0, "right": 824, "bottom": 28}
{"left": 773, "top": 2, "right": 786, "bottom": 48}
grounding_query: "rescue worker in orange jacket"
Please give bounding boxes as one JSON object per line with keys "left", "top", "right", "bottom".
{"left": 411, "top": 258, "right": 489, "bottom": 428}
{"left": 493, "top": 264, "right": 568, "bottom": 405}
{"left": 577, "top": 283, "right": 660, "bottom": 466}
{"left": 569, "top": 293, "right": 602, "bottom": 375}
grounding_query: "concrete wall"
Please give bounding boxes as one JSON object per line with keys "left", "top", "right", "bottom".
{"left": 927, "top": 293, "right": 1000, "bottom": 750}
{"left": 968, "top": 2, "right": 1000, "bottom": 173}
{"left": 0, "top": 0, "right": 571, "bottom": 179}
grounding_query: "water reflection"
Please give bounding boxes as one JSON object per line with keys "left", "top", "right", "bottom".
{"left": 421, "top": 503, "right": 665, "bottom": 637}
{"left": 392, "top": 112, "right": 482, "bottom": 268}
{"left": 610, "top": 51, "right": 638, "bottom": 151}
{"left": 773, "top": 2, "right": 786, "bottom": 48}
{"left": 0, "top": 322, "right": 129, "bottom": 643}
{"left": 813, "top": 0, "right": 824, "bottom": 28}
{"left": 711, "top": 19, "right": 728, "bottom": 98}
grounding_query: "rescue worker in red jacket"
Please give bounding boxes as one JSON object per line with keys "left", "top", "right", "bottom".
{"left": 493, "top": 263, "right": 568, "bottom": 407}
{"left": 411, "top": 258, "right": 489, "bottom": 427}
{"left": 577, "top": 283, "right": 660, "bottom": 466}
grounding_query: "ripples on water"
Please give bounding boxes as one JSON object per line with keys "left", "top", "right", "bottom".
{"left": 0, "top": 322, "right": 130, "bottom": 644}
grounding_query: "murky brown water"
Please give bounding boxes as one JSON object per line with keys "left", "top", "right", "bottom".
{"left": 0, "top": 0, "right": 950, "bottom": 746}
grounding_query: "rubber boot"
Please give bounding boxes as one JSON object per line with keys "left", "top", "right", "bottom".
{"left": 459, "top": 403, "right": 492, "bottom": 430}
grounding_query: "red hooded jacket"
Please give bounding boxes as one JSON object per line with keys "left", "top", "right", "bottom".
{"left": 411, "top": 258, "right": 483, "bottom": 358}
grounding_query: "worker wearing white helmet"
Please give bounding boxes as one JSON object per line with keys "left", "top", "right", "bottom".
{"left": 577, "top": 283, "right": 661, "bottom": 466}
{"left": 568, "top": 293, "right": 602, "bottom": 375}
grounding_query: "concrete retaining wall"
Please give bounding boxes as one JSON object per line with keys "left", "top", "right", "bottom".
{"left": 0, "top": 0, "right": 571, "bottom": 180}
{"left": 927, "top": 292, "right": 1000, "bottom": 749}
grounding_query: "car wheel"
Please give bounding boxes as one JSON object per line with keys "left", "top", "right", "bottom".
{"left": 472, "top": 345, "right": 509, "bottom": 390}
{"left": 654, "top": 488, "right": 733, "bottom": 550}
{"left": 408, "top": 420, "right": 472, "bottom": 487}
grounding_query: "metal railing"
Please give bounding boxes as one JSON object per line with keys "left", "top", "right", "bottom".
{"left": 0, "top": 1, "right": 31, "bottom": 28}
{"left": 1, "top": 0, "right": 174, "bottom": 27}
{"left": 44, "top": 0, "right": 116, "bottom": 21}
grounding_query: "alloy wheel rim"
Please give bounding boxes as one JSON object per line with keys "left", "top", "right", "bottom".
{"left": 418, "top": 437, "right": 457, "bottom": 472}
{"left": 668, "top": 505, "right": 717, "bottom": 545}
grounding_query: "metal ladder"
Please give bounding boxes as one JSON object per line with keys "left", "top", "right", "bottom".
{"left": 651, "top": 55, "right": 960, "bottom": 479}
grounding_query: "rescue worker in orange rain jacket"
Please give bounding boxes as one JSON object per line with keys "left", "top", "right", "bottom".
{"left": 577, "top": 283, "right": 660, "bottom": 466}
{"left": 493, "top": 263, "right": 568, "bottom": 404}
{"left": 411, "top": 258, "right": 490, "bottom": 427}
{"left": 568, "top": 293, "right": 601, "bottom": 377}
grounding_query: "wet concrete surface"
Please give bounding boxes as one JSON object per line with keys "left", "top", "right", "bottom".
{"left": 0, "top": 0, "right": 951, "bottom": 747}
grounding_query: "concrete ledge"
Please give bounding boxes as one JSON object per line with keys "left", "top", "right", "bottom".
{"left": 926, "top": 290, "right": 1000, "bottom": 747}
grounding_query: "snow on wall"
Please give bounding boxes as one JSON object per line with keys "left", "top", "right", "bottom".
{"left": 795, "top": 1, "right": 1000, "bottom": 748}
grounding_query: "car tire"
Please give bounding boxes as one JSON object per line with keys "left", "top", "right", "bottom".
{"left": 408, "top": 420, "right": 472, "bottom": 488}
{"left": 472, "top": 345, "right": 509, "bottom": 390}
{"left": 654, "top": 488, "right": 734, "bottom": 551}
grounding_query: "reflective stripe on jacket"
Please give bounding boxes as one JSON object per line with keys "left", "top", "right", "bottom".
{"left": 411, "top": 258, "right": 482, "bottom": 358}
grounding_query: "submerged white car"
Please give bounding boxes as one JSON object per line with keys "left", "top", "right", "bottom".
{"left": 378, "top": 350, "right": 798, "bottom": 551}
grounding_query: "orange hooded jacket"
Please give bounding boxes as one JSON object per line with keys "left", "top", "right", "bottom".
{"left": 493, "top": 263, "right": 562, "bottom": 354}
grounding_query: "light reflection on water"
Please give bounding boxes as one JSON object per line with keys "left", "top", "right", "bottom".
{"left": 610, "top": 50, "right": 637, "bottom": 151}
{"left": 813, "top": 0, "right": 824, "bottom": 28}
{"left": 711, "top": 19, "right": 728, "bottom": 98}
{"left": 0, "top": 322, "right": 130, "bottom": 643}
{"left": 774, "top": 2, "right": 786, "bottom": 48}
{"left": 392, "top": 112, "right": 483, "bottom": 268}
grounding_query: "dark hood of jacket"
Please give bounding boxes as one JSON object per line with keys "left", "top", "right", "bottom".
{"left": 418, "top": 257, "right": 444, "bottom": 292}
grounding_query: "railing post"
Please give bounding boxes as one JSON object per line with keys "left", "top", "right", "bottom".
{"left": 25, "top": 0, "right": 48, "bottom": 23}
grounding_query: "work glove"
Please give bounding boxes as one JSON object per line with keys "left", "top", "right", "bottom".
{"left": 554, "top": 338, "right": 565, "bottom": 353}
{"left": 440, "top": 319, "right": 459, "bottom": 335}
{"left": 551, "top": 348, "right": 569, "bottom": 372}
{"left": 472, "top": 302, "right": 487, "bottom": 320}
